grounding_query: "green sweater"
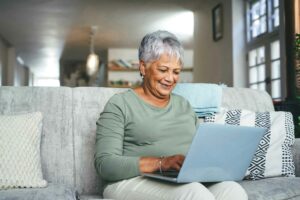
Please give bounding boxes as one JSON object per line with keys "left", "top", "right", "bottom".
{"left": 95, "top": 89, "right": 197, "bottom": 182}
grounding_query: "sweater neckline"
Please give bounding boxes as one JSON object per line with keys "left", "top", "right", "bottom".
{"left": 129, "top": 89, "right": 172, "bottom": 111}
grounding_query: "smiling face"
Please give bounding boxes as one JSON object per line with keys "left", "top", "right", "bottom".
{"left": 140, "top": 53, "right": 182, "bottom": 99}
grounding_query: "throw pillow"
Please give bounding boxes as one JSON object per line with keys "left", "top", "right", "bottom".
{"left": 0, "top": 112, "right": 47, "bottom": 189}
{"left": 204, "top": 109, "right": 295, "bottom": 180}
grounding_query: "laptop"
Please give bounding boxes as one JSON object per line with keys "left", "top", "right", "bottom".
{"left": 142, "top": 123, "right": 266, "bottom": 183}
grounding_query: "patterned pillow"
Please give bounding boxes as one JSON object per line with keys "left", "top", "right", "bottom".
{"left": 205, "top": 109, "right": 295, "bottom": 180}
{"left": 0, "top": 112, "right": 47, "bottom": 189}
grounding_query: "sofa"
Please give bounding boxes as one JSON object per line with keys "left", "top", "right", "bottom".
{"left": 0, "top": 86, "right": 299, "bottom": 200}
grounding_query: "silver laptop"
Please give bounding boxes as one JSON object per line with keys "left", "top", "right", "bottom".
{"left": 142, "top": 123, "right": 266, "bottom": 183}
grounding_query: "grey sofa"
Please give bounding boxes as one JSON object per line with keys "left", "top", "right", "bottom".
{"left": 0, "top": 86, "right": 299, "bottom": 200}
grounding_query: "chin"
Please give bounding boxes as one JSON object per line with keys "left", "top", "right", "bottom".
{"left": 158, "top": 89, "right": 172, "bottom": 96}
{"left": 157, "top": 84, "right": 175, "bottom": 96}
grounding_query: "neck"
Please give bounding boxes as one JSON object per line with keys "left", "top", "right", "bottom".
{"left": 135, "top": 85, "right": 170, "bottom": 108}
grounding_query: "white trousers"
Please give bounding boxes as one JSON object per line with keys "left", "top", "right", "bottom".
{"left": 103, "top": 176, "right": 248, "bottom": 200}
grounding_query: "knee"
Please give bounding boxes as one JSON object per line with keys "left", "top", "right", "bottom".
{"left": 224, "top": 181, "right": 248, "bottom": 200}
{"left": 211, "top": 181, "right": 248, "bottom": 200}
{"left": 174, "top": 182, "right": 215, "bottom": 200}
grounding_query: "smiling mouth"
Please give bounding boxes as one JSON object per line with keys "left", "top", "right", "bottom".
{"left": 160, "top": 83, "right": 173, "bottom": 89}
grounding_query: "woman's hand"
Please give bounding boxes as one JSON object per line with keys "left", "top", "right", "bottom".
{"left": 139, "top": 154, "right": 185, "bottom": 173}
{"left": 161, "top": 155, "right": 185, "bottom": 171}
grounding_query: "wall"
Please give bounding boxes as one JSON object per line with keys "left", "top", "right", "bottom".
{"left": 60, "top": 49, "right": 108, "bottom": 87}
{"left": 14, "top": 62, "right": 29, "bottom": 86}
{"left": 193, "top": 0, "right": 246, "bottom": 87}
{"left": 108, "top": 48, "right": 194, "bottom": 86}
{"left": 232, "top": 0, "right": 246, "bottom": 87}
{"left": 0, "top": 37, "right": 8, "bottom": 86}
{"left": 6, "top": 47, "right": 15, "bottom": 85}
{"left": 0, "top": 42, "right": 29, "bottom": 86}
{"left": 108, "top": 48, "right": 141, "bottom": 86}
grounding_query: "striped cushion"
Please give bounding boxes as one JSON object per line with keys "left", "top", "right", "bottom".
{"left": 205, "top": 108, "right": 295, "bottom": 180}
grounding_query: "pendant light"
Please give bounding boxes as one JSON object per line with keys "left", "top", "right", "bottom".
{"left": 86, "top": 26, "right": 99, "bottom": 76}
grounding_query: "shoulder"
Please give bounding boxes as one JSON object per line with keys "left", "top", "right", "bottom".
{"left": 104, "top": 90, "right": 132, "bottom": 111}
{"left": 107, "top": 89, "right": 132, "bottom": 104}
{"left": 171, "top": 93, "right": 195, "bottom": 113}
{"left": 171, "top": 93, "right": 191, "bottom": 107}
{"left": 172, "top": 93, "right": 197, "bottom": 124}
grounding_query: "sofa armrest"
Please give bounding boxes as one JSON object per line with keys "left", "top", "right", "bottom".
{"left": 293, "top": 138, "right": 300, "bottom": 177}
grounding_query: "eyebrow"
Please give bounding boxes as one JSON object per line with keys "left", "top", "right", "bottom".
{"left": 157, "top": 65, "right": 182, "bottom": 70}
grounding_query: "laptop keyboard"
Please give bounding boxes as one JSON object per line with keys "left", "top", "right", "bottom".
{"left": 154, "top": 170, "right": 179, "bottom": 178}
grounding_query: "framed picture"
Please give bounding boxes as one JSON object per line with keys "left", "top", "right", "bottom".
{"left": 212, "top": 3, "right": 223, "bottom": 41}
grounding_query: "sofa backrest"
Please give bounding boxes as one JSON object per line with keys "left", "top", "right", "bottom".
{"left": 0, "top": 87, "right": 75, "bottom": 187}
{"left": 72, "top": 87, "right": 125, "bottom": 194}
{"left": 0, "top": 86, "right": 275, "bottom": 195}
{"left": 222, "top": 87, "right": 275, "bottom": 112}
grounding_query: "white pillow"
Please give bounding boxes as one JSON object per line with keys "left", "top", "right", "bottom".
{"left": 204, "top": 108, "right": 295, "bottom": 180}
{"left": 0, "top": 112, "right": 47, "bottom": 189}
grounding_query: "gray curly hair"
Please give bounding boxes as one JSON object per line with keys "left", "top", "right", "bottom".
{"left": 138, "top": 30, "right": 184, "bottom": 66}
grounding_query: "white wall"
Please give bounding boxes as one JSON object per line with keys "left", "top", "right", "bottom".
{"left": 193, "top": 0, "right": 247, "bottom": 87}
{"left": 232, "top": 0, "right": 247, "bottom": 87}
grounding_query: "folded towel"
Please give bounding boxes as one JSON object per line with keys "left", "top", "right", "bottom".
{"left": 172, "top": 83, "right": 223, "bottom": 117}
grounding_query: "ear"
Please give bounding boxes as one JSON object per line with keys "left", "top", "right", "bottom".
{"left": 139, "top": 60, "right": 146, "bottom": 77}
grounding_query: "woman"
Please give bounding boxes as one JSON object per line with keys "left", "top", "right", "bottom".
{"left": 95, "top": 30, "right": 248, "bottom": 200}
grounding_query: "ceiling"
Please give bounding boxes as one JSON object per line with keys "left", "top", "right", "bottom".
{"left": 0, "top": 0, "right": 204, "bottom": 78}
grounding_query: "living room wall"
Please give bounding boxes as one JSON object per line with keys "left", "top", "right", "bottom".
{"left": 0, "top": 37, "right": 7, "bottom": 86}
{"left": 7, "top": 48, "right": 29, "bottom": 86}
{"left": 193, "top": 0, "right": 246, "bottom": 87}
{"left": 0, "top": 42, "right": 29, "bottom": 86}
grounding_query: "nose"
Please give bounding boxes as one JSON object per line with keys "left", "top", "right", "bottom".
{"left": 164, "top": 71, "right": 173, "bottom": 82}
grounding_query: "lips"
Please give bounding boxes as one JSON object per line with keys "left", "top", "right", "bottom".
{"left": 160, "top": 83, "right": 173, "bottom": 90}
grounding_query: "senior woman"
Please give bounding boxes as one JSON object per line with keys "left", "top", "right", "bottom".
{"left": 94, "top": 30, "right": 248, "bottom": 200}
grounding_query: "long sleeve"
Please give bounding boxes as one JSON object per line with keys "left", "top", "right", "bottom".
{"left": 94, "top": 90, "right": 197, "bottom": 182}
{"left": 94, "top": 97, "right": 140, "bottom": 182}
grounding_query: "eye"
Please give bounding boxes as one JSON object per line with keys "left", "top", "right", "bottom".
{"left": 174, "top": 70, "right": 181, "bottom": 75}
{"left": 158, "top": 68, "right": 167, "bottom": 73}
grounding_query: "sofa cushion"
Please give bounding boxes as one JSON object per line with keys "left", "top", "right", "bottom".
{"left": 0, "top": 183, "right": 77, "bottom": 200}
{"left": 221, "top": 87, "right": 275, "bottom": 112}
{"left": 0, "top": 112, "right": 47, "bottom": 189}
{"left": 0, "top": 87, "right": 76, "bottom": 187}
{"left": 205, "top": 109, "right": 295, "bottom": 180}
{"left": 239, "top": 177, "right": 300, "bottom": 200}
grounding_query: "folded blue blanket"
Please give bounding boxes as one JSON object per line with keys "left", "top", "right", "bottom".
{"left": 172, "top": 83, "right": 223, "bottom": 117}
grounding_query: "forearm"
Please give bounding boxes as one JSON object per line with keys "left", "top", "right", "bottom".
{"left": 139, "top": 157, "right": 161, "bottom": 173}
{"left": 95, "top": 154, "right": 140, "bottom": 182}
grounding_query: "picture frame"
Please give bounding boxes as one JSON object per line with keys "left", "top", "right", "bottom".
{"left": 212, "top": 3, "right": 223, "bottom": 41}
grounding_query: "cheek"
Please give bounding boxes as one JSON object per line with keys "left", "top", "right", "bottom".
{"left": 174, "top": 74, "right": 180, "bottom": 82}
{"left": 151, "top": 72, "right": 165, "bottom": 81}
